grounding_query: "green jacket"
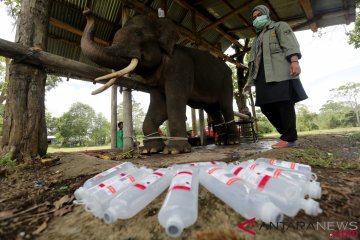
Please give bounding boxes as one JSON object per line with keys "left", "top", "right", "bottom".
{"left": 246, "top": 21, "right": 301, "bottom": 87}
{"left": 117, "top": 129, "right": 123, "bottom": 148}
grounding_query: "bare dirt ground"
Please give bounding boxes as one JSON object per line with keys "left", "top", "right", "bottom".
{"left": 0, "top": 134, "right": 359, "bottom": 240}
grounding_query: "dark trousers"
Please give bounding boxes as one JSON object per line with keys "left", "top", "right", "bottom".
{"left": 260, "top": 101, "right": 297, "bottom": 142}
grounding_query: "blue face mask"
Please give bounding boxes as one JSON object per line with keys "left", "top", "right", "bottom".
{"left": 253, "top": 15, "right": 269, "bottom": 29}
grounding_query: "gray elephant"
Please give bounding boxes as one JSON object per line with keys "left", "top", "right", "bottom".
{"left": 81, "top": 8, "right": 239, "bottom": 154}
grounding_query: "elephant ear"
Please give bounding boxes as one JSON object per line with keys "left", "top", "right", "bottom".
{"left": 156, "top": 18, "right": 179, "bottom": 56}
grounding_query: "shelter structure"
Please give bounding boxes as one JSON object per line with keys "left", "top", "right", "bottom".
{"left": 0, "top": 0, "right": 356, "bottom": 158}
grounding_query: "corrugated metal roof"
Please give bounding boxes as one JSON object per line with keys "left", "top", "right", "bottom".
{"left": 47, "top": 0, "right": 356, "bottom": 66}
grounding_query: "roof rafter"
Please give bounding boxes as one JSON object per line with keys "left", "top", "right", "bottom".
{"left": 299, "top": 0, "right": 318, "bottom": 32}
{"left": 197, "top": 0, "right": 260, "bottom": 36}
{"left": 342, "top": 0, "right": 350, "bottom": 24}
{"left": 174, "top": 0, "right": 243, "bottom": 49}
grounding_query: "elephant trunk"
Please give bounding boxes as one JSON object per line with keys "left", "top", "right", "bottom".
{"left": 80, "top": 9, "right": 141, "bottom": 70}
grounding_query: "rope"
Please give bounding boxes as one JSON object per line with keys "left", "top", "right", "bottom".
{"left": 214, "top": 119, "right": 235, "bottom": 127}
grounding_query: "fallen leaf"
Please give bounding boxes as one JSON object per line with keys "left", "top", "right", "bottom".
{"left": 53, "top": 195, "right": 71, "bottom": 210}
{"left": 0, "top": 210, "right": 13, "bottom": 218}
{"left": 32, "top": 221, "right": 48, "bottom": 235}
{"left": 54, "top": 205, "right": 73, "bottom": 217}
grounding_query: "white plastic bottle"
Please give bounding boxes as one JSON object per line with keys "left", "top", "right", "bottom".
{"left": 74, "top": 162, "right": 136, "bottom": 200}
{"left": 254, "top": 158, "right": 314, "bottom": 180}
{"left": 104, "top": 168, "right": 173, "bottom": 223}
{"left": 199, "top": 166, "right": 283, "bottom": 224}
{"left": 82, "top": 167, "right": 152, "bottom": 218}
{"left": 229, "top": 165, "right": 322, "bottom": 217}
{"left": 158, "top": 168, "right": 199, "bottom": 238}
{"left": 229, "top": 162, "right": 321, "bottom": 199}
{"left": 74, "top": 167, "right": 141, "bottom": 202}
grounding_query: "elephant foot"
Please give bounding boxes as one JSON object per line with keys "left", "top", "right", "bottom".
{"left": 227, "top": 133, "right": 240, "bottom": 145}
{"left": 215, "top": 133, "right": 227, "bottom": 145}
{"left": 142, "top": 139, "right": 165, "bottom": 155}
{"left": 163, "top": 140, "right": 192, "bottom": 154}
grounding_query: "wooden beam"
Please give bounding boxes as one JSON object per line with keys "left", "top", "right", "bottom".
{"left": 121, "top": 0, "right": 246, "bottom": 68}
{"left": 0, "top": 38, "right": 150, "bottom": 92}
{"left": 299, "top": 0, "right": 318, "bottom": 32}
{"left": 264, "top": 0, "right": 280, "bottom": 21}
{"left": 343, "top": 0, "right": 350, "bottom": 25}
{"left": 198, "top": 0, "right": 259, "bottom": 35}
{"left": 174, "top": 0, "right": 243, "bottom": 49}
{"left": 49, "top": 18, "right": 110, "bottom": 46}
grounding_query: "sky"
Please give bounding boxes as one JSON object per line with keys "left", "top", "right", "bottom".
{"left": 0, "top": 3, "right": 359, "bottom": 121}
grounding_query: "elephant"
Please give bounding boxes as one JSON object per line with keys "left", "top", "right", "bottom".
{"left": 81, "top": 8, "right": 239, "bottom": 154}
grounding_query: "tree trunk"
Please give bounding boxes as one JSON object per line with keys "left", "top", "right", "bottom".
{"left": 0, "top": 0, "right": 50, "bottom": 161}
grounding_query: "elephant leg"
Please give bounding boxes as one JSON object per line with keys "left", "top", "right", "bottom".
{"left": 162, "top": 86, "right": 191, "bottom": 155}
{"left": 142, "top": 89, "right": 167, "bottom": 154}
{"left": 219, "top": 101, "right": 239, "bottom": 145}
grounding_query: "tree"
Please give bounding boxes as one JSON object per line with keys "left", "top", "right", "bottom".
{"left": 317, "top": 100, "right": 354, "bottom": 129}
{"left": 91, "top": 113, "right": 110, "bottom": 145}
{"left": 45, "top": 111, "right": 57, "bottom": 136}
{"left": 347, "top": 0, "right": 360, "bottom": 48}
{"left": 295, "top": 104, "right": 318, "bottom": 131}
{"left": 1, "top": 0, "right": 51, "bottom": 161}
{"left": 117, "top": 99, "right": 146, "bottom": 136}
{"left": 56, "top": 102, "right": 96, "bottom": 147}
{"left": 330, "top": 82, "right": 360, "bottom": 126}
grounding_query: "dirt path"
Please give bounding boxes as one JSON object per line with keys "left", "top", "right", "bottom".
{"left": 1, "top": 135, "right": 359, "bottom": 240}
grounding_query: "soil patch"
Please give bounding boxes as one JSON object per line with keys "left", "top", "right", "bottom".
{"left": 0, "top": 134, "right": 359, "bottom": 240}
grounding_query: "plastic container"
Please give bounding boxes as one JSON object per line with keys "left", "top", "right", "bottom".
{"left": 199, "top": 166, "right": 283, "bottom": 224}
{"left": 229, "top": 165, "right": 322, "bottom": 217}
{"left": 74, "top": 167, "right": 140, "bottom": 202}
{"left": 254, "top": 158, "right": 315, "bottom": 180}
{"left": 229, "top": 161, "right": 321, "bottom": 199}
{"left": 74, "top": 162, "right": 135, "bottom": 200}
{"left": 158, "top": 168, "right": 199, "bottom": 238}
{"left": 104, "top": 167, "right": 173, "bottom": 223}
{"left": 82, "top": 167, "right": 152, "bottom": 218}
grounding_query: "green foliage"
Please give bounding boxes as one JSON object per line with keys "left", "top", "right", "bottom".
{"left": 56, "top": 102, "right": 96, "bottom": 146}
{"left": 255, "top": 109, "right": 275, "bottom": 135}
{"left": 330, "top": 82, "right": 360, "bottom": 126}
{"left": 117, "top": 99, "right": 146, "bottom": 136}
{"left": 316, "top": 100, "right": 355, "bottom": 129}
{"left": 0, "top": 0, "right": 21, "bottom": 18}
{"left": 347, "top": 1, "right": 360, "bottom": 48}
{"left": 91, "top": 113, "right": 111, "bottom": 145}
{"left": 46, "top": 75, "right": 63, "bottom": 92}
{"left": 0, "top": 152, "right": 16, "bottom": 171}
{"left": 295, "top": 104, "right": 319, "bottom": 131}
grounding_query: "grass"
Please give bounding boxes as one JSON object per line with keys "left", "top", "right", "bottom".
{"left": 47, "top": 144, "right": 111, "bottom": 153}
{"left": 263, "top": 126, "right": 360, "bottom": 138}
{"left": 0, "top": 152, "right": 17, "bottom": 171}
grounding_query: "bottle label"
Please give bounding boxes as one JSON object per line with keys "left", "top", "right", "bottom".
{"left": 269, "top": 159, "right": 305, "bottom": 171}
{"left": 247, "top": 164, "right": 283, "bottom": 178}
{"left": 104, "top": 175, "right": 136, "bottom": 195}
{"left": 169, "top": 171, "right": 193, "bottom": 191}
{"left": 189, "top": 161, "right": 217, "bottom": 166}
{"left": 208, "top": 167, "right": 240, "bottom": 186}
{"left": 134, "top": 169, "right": 166, "bottom": 190}
{"left": 95, "top": 166, "right": 119, "bottom": 179}
{"left": 238, "top": 170, "right": 271, "bottom": 190}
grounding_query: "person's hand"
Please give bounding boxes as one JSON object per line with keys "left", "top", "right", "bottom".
{"left": 242, "top": 86, "right": 251, "bottom": 95}
{"left": 290, "top": 62, "right": 301, "bottom": 76}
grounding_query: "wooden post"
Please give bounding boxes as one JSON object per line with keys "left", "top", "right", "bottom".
{"left": 191, "top": 108, "right": 197, "bottom": 136}
{"left": 122, "top": 6, "right": 134, "bottom": 151}
{"left": 111, "top": 85, "right": 117, "bottom": 149}
{"left": 199, "top": 109, "right": 206, "bottom": 146}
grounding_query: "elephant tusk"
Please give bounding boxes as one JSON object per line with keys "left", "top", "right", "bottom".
{"left": 91, "top": 77, "right": 117, "bottom": 95}
{"left": 95, "top": 58, "right": 139, "bottom": 81}
{"left": 91, "top": 58, "right": 139, "bottom": 95}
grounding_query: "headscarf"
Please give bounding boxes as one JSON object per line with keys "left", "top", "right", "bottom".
{"left": 249, "top": 5, "right": 271, "bottom": 80}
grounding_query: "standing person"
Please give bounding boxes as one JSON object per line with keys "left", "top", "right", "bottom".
{"left": 244, "top": 5, "right": 308, "bottom": 148}
{"left": 117, "top": 121, "right": 123, "bottom": 149}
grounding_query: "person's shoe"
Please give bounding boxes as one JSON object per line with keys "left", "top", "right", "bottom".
{"left": 271, "top": 140, "right": 297, "bottom": 149}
